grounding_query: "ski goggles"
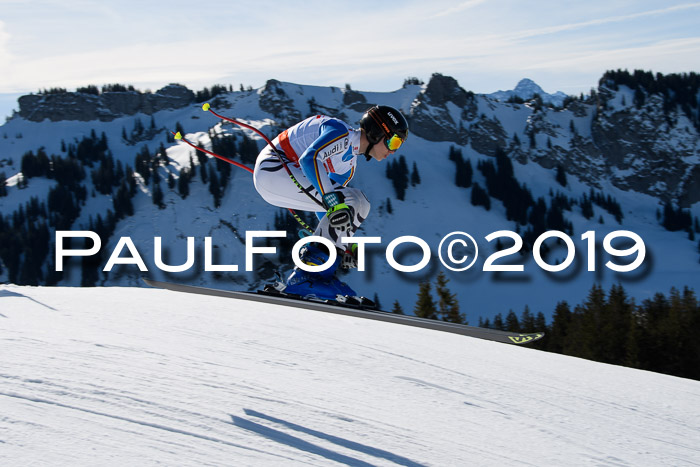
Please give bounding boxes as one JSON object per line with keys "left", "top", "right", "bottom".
{"left": 384, "top": 133, "right": 405, "bottom": 152}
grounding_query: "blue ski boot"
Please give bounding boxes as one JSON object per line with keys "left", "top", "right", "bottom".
{"left": 283, "top": 244, "right": 357, "bottom": 301}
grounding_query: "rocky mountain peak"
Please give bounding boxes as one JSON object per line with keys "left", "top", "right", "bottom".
{"left": 258, "top": 79, "right": 302, "bottom": 126}
{"left": 489, "top": 78, "right": 568, "bottom": 107}
{"left": 513, "top": 78, "right": 545, "bottom": 96}
{"left": 423, "top": 73, "right": 471, "bottom": 107}
{"left": 17, "top": 84, "right": 194, "bottom": 122}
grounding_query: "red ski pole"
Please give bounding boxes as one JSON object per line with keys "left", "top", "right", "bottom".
{"left": 172, "top": 130, "right": 314, "bottom": 236}
{"left": 201, "top": 103, "right": 324, "bottom": 210}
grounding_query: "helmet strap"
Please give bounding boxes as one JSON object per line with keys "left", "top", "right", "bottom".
{"left": 362, "top": 128, "right": 379, "bottom": 161}
{"left": 363, "top": 141, "right": 375, "bottom": 161}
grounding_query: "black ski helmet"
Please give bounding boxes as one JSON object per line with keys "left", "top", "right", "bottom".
{"left": 360, "top": 105, "right": 409, "bottom": 159}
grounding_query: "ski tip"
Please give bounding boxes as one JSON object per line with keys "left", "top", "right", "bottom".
{"left": 202, "top": 102, "right": 211, "bottom": 111}
{"left": 508, "top": 332, "right": 545, "bottom": 345}
{"left": 174, "top": 132, "right": 183, "bottom": 140}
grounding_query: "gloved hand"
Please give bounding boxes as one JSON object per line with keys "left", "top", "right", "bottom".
{"left": 339, "top": 244, "right": 358, "bottom": 269}
{"left": 322, "top": 191, "right": 354, "bottom": 234}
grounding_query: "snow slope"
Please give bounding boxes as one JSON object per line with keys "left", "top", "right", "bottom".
{"left": 1, "top": 285, "right": 699, "bottom": 466}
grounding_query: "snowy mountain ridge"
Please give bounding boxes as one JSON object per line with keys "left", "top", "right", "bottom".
{"left": 488, "top": 78, "right": 569, "bottom": 106}
{"left": 16, "top": 84, "right": 195, "bottom": 122}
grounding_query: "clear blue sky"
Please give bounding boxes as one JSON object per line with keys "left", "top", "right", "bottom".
{"left": 1, "top": 0, "right": 699, "bottom": 119}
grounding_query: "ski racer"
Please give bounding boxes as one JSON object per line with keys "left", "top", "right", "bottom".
{"left": 253, "top": 105, "right": 409, "bottom": 301}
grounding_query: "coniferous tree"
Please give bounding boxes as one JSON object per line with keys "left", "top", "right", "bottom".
{"left": 373, "top": 293, "right": 382, "bottom": 310}
{"left": 178, "top": 168, "right": 191, "bottom": 199}
{"left": 92, "top": 153, "right": 116, "bottom": 195}
{"left": 435, "top": 271, "right": 465, "bottom": 323}
{"left": 115, "top": 160, "right": 124, "bottom": 182}
{"left": 470, "top": 182, "right": 490, "bottom": 210}
{"left": 216, "top": 157, "right": 232, "bottom": 189}
{"left": 414, "top": 281, "right": 438, "bottom": 320}
{"left": 156, "top": 142, "right": 168, "bottom": 167}
{"left": 411, "top": 162, "right": 421, "bottom": 186}
{"left": 529, "top": 131, "right": 536, "bottom": 148}
{"left": 133, "top": 118, "right": 144, "bottom": 138}
{"left": 547, "top": 301, "right": 572, "bottom": 353}
{"left": 135, "top": 146, "right": 152, "bottom": 185}
{"left": 189, "top": 154, "right": 197, "bottom": 178}
{"left": 152, "top": 179, "right": 165, "bottom": 209}
{"left": 462, "top": 158, "right": 473, "bottom": 188}
{"left": 637, "top": 291, "right": 673, "bottom": 373}
{"left": 387, "top": 156, "right": 410, "bottom": 200}
{"left": 505, "top": 310, "right": 520, "bottom": 332}
{"left": 209, "top": 165, "right": 222, "bottom": 208}
{"left": 661, "top": 201, "right": 692, "bottom": 232}
{"left": 197, "top": 143, "right": 209, "bottom": 184}
{"left": 601, "top": 284, "right": 635, "bottom": 364}
{"left": 564, "top": 284, "right": 607, "bottom": 360}
{"left": 175, "top": 122, "right": 185, "bottom": 138}
{"left": 633, "top": 88, "right": 646, "bottom": 108}
{"left": 581, "top": 193, "right": 594, "bottom": 219}
{"left": 113, "top": 180, "right": 133, "bottom": 219}
{"left": 0, "top": 224, "right": 22, "bottom": 282}
{"left": 453, "top": 148, "right": 473, "bottom": 189}
{"left": 200, "top": 157, "right": 209, "bottom": 184}
{"left": 47, "top": 184, "right": 79, "bottom": 230}
{"left": 492, "top": 313, "right": 505, "bottom": 330}
{"left": 520, "top": 306, "right": 535, "bottom": 332}
{"left": 152, "top": 159, "right": 161, "bottom": 185}
{"left": 392, "top": 300, "right": 405, "bottom": 315}
{"left": 448, "top": 145, "right": 459, "bottom": 162}
{"left": 534, "top": 312, "right": 547, "bottom": 336}
{"left": 126, "top": 166, "right": 137, "bottom": 196}
{"left": 556, "top": 165, "right": 567, "bottom": 187}
{"left": 238, "top": 133, "right": 259, "bottom": 164}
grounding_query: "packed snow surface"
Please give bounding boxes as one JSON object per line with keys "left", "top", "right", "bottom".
{"left": 1, "top": 285, "right": 699, "bottom": 466}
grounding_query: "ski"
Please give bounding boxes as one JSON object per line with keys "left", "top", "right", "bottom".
{"left": 142, "top": 279, "right": 544, "bottom": 345}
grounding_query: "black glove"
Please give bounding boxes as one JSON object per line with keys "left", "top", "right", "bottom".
{"left": 322, "top": 192, "right": 354, "bottom": 234}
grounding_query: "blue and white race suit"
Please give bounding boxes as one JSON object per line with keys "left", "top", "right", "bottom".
{"left": 253, "top": 115, "right": 370, "bottom": 249}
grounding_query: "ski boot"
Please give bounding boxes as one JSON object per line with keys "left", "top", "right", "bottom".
{"left": 283, "top": 243, "right": 357, "bottom": 301}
